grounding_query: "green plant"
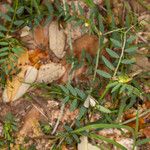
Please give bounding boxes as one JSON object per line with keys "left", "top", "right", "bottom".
{"left": 40, "top": 121, "right": 52, "bottom": 135}
{"left": 1, "top": 112, "right": 17, "bottom": 148}
{"left": 0, "top": 0, "right": 54, "bottom": 86}
{"left": 44, "top": 0, "right": 149, "bottom": 149}
{"left": 0, "top": 0, "right": 149, "bottom": 149}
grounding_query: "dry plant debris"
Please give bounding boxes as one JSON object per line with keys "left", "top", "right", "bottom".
{"left": 3, "top": 66, "right": 38, "bottom": 102}
{"left": 78, "top": 136, "right": 100, "bottom": 150}
{"left": 49, "top": 21, "right": 66, "bottom": 58}
{"left": 0, "top": 0, "right": 149, "bottom": 149}
{"left": 37, "top": 63, "right": 66, "bottom": 83}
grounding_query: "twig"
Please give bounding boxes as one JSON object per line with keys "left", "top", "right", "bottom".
{"left": 6, "top": 0, "right": 18, "bottom": 36}
{"left": 89, "top": 36, "right": 102, "bottom": 94}
{"left": 136, "top": 33, "right": 148, "bottom": 44}
{"left": 32, "top": 103, "right": 50, "bottom": 122}
{"left": 103, "top": 27, "right": 126, "bottom": 36}
{"left": 122, "top": 109, "right": 150, "bottom": 125}
{"left": 113, "top": 25, "right": 135, "bottom": 77}
{"left": 51, "top": 103, "right": 65, "bottom": 135}
{"left": 113, "top": 32, "right": 127, "bottom": 77}
{"left": 29, "top": 93, "right": 52, "bottom": 122}
{"left": 62, "top": 0, "right": 67, "bottom": 15}
{"left": 68, "top": 30, "right": 75, "bottom": 82}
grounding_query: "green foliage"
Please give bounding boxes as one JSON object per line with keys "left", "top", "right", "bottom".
{"left": 0, "top": 112, "right": 17, "bottom": 148}
{"left": 60, "top": 84, "right": 87, "bottom": 118}
{"left": 97, "top": 70, "right": 112, "bottom": 78}
{"left": 0, "top": 0, "right": 54, "bottom": 86}
{"left": 0, "top": 0, "right": 149, "bottom": 149}
{"left": 0, "top": 38, "right": 24, "bottom": 85}
{"left": 40, "top": 122, "right": 52, "bottom": 135}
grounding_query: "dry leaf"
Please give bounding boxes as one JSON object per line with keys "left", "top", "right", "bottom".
{"left": 69, "top": 34, "right": 110, "bottom": 62}
{"left": 87, "top": 143, "right": 100, "bottom": 150}
{"left": 84, "top": 95, "right": 96, "bottom": 108}
{"left": 28, "top": 49, "right": 49, "bottom": 68}
{"left": 3, "top": 66, "right": 38, "bottom": 102}
{"left": 17, "top": 50, "right": 30, "bottom": 66}
{"left": 62, "top": 145, "right": 69, "bottom": 150}
{"left": 129, "top": 0, "right": 149, "bottom": 14}
{"left": 7, "top": 49, "right": 29, "bottom": 74}
{"left": 20, "top": 26, "right": 30, "bottom": 37}
{"left": 49, "top": 21, "right": 66, "bottom": 58}
{"left": 143, "top": 127, "right": 150, "bottom": 138}
{"left": 71, "top": 34, "right": 99, "bottom": 58}
{"left": 60, "top": 34, "right": 111, "bottom": 83}
{"left": 78, "top": 136, "right": 100, "bottom": 150}
{"left": 124, "top": 111, "right": 145, "bottom": 129}
{"left": 20, "top": 23, "right": 49, "bottom": 50}
{"left": 33, "top": 24, "right": 49, "bottom": 49}
{"left": 36, "top": 62, "right": 66, "bottom": 83}
{"left": 114, "top": 138, "right": 136, "bottom": 150}
{"left": 98, "top": 128, "right": 122, "bottom": 138}
{"left": 78, "top": 136, "right": 88, "bottom": 150}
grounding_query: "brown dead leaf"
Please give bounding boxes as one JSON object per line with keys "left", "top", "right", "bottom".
{"left": 70, "top": 34, "right": 110, "bottom": 61}
{"left": 71, "top": 34, "right": 98, "bottom": 58}
{"left": 124, "top": 112, "right": 145, "bottom": 129}
{"left": 60, "top": 34, "right": 111, "bottom": 83}
{"left": 142, "top": 127, "right": 150, "bottom": 138}
{"left": 62, "top": 145, "right": 69, "bottom": 150}
{"left": 3, "top": 66, "right": 38, "bottom": 102}
{"left": 33, "top": 24, "right": 49, "bottom": 49}
{"left": 20, "top": 23, "right": 49, "bottom": 50}
{"left": 28, "top": 49, "right": 49, "bottom": 69}
{"left": 6, "top": 49, "right": 29, "bottom": 75}
{"left": 49, "top": 21, "right": 66, "bottom": 58}
{"left": 144, "top": 101, "right": 150, "bottom": 109}
{"left": 36, "top": 62, "right": 66, "bottom": 83}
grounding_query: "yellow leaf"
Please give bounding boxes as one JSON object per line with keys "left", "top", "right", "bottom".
{"left": 3, "top": 66, "right": 38, "bottom": 102}
{"left": 17, "top": 50, "right": 30, "bottom": 66}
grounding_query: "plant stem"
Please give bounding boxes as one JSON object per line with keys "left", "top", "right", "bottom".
{"left": 51, "top": 103, "right": 65, "bottom": 135}
{"left": 99, "top": 82, "right": 111, "bottom": 100}
{"left": 103, "top": 27, "right": 126, "bottom": 36}
{"left": 113, "top": 25, "right": 135, "bottom": 77}
{"left": 100, "top": 25, "right": 135, "bottom": 100}
{"left": 62, "top": 0, "right": 67, "bottom": 15}
{"left": 113, "top": 32, "right": 127, "bottom": 77}
{"left": 89, "top": 36, "right": 102, "bottom": 94}
{"left": 6, "top": 0, "right": 18, "bottom": 36}
{"left": 122, "top": 109, "right": 150, "bottom": 125}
